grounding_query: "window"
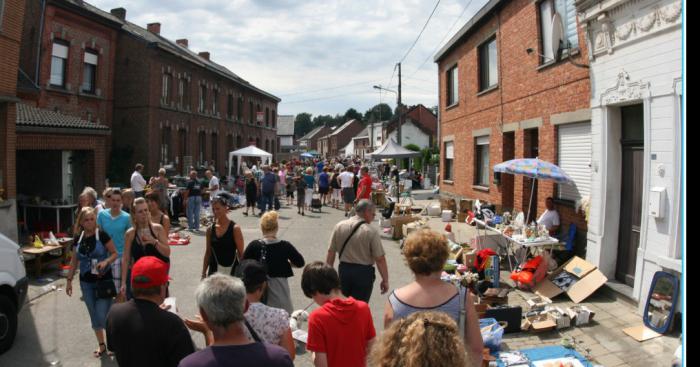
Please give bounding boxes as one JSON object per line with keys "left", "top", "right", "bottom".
{"left": 539, "top": 0, "right": 579, "bottom": 64}
{"left": 179, "top": 78, "right": 190, "bottom": 109}
{"left": 479, "top": 38, "right": 498, "bottom": 91}
{"left": 161, "top": 128, "right": 172, "bottom": 164}
{"left": 162, "top": 73, "right": 172, "bottom": 103}
{"left": 81, "top": 50, "right": 98, "bottom": 94}
{"left": 0, "top": 0, "right": 5, "bottom": 31}
{"left": 272, "top": 110, "right": 276, "bottom": 128}
{"left": 227, "top": 94, "right": 234, "bottom": 119}
{"left": 199, "top": 85, "right": 207, "bottom": 113}
{"left": 446, "top": 65, "right": 458, "bottom": 106}
{"left": 257, "top": 104, "right": 262, "bottom": 125}
{"left": 444, "top": 142, "right": 454, "bottom": 181}
{"left": 249, "top": 101, "right": 254, "bottom": 123}
{"left": 237, "top": 96, "right": 243, "bottom": 121}
{"left": 557, "top": 122, "right": 591, "bottom": 202}
{"left": 211, "top": 133, "right": 218, "bottom": 163}
{"left": 475, "top": 136, "right": 490, "bottom": 186}
{"left": 265, "top": 107, "right": 269, "bottom": 127}
{"left": 50, "top": 41, "right": 69, "bottom": 87}
{"left": 198, "top": 131, "right": 206, "bottom": 164}
{"left": 236, "top": 135, "right": 242, "bottom": 148}
{"left": 212, "top": 89, "right": 218, "bottom": 115}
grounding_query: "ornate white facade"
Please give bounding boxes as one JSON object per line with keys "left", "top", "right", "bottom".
{"left": 577, "top": 0, "right": 682, "bottom": 311}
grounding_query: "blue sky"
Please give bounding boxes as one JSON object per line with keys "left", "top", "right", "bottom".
{"left": 90, "top": 0, "right": 489, "bottom": 116}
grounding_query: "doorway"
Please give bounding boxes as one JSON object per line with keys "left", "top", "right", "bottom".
{"left": 616, "top": 104, "right": 644, "bottom": 286}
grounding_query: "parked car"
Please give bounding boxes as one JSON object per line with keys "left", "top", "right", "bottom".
{"left": 0, "top": 233, "right": 28, "bottom": 354}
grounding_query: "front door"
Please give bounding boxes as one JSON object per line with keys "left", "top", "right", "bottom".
{"left": 616, "top": 104, "right": 644, "bottom": 286}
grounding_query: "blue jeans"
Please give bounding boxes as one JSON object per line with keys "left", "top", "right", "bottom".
{"left": 187, "top": 196, "right": 202, "bottom": 230}
{"left": 261, "top": 192, "right": 274, "bottom": 213}
{"left": 80, "top": 281, "right": 113, "bottom": 330}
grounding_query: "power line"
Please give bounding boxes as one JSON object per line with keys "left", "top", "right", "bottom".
{"left": 399, "top": 0, "right": 442, "bottom": 64}
{"left": 277, "top": 80, "right": 379, "bottom": 97}
{"left": 410, "top": 0, "right": 476, "bottom": 77}
{"left": 280, "top": 90, "right": 375, "bottom": 105}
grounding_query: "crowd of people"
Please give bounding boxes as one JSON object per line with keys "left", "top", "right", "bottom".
{"left": 64, "top": 159, "right": 483, "bottom": 367}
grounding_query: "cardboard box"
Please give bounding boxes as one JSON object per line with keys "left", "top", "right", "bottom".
{"left": 534, "top": 256, "right": 608, "bottom": 303}
{"left": 566, "top": 305, "right": 596, "bottom": 326}
{"left": 546, "top": 307, "right": 571, "bottom": 329}
{"left": 391, "top": 215, "right": 418, "bottom": 239}
{"left": 526, "top": 295, "right": 552, "bottom": 311}
{"left": 522, "top": 313, "right": 557, "bottom": 333}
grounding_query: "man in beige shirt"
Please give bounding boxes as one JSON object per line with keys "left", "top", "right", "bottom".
{"left": 326, "top": 200, "right": 389, "bottom": 302}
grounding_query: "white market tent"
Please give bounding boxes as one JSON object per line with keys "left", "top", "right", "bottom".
{"left": 228, "top": 145, "right": 273, "bottom": 177}
{"left": 368, "top": 138, "right": 421, "bottom": 160}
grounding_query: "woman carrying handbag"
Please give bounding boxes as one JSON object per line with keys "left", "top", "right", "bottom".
{"left": 66, "top": 207, "right": 119, "bottom": 358}
{"left": 201, "top": 196, "right": 245, "bottom": 278}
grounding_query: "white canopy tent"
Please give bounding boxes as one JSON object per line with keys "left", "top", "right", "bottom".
{"left": 368, "top": 138, "right": 421, "bottom": 160}
{"left": 228, "top": 145, "right": 273, "bottom": 177}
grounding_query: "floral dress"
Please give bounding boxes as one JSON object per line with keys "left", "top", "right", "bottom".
{"left": 243, "top": 302, "right": 289, "bottom": 345}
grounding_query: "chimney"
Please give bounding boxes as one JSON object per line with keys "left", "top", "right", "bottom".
{"left": 147, "top": 22, "right": 161, "bottom": 35}
{"left": 198, "top": 52, "right": 210, "bottom": 60}
{"left": 110, "top": 7, "right": 126, "bottom": 20}
{"left": 176, "top": 39, "right": 189, "bottom": 48}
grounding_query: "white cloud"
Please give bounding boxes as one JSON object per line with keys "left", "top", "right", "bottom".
{"left": 89, "top": 0, "right": 488, "bottom": 116}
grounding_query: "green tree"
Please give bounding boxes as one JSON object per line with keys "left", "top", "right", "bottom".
{"left": 294, "top": 113, "right": 313, "bottom": 137}
{"left": 364, "top": 103, "right": 393, "bottom": 123}
{"left": 312, "top": 114, "right": 334, "bottom": 127}
{"left": 344, "top": 108, "right": 363, "bottom": 122}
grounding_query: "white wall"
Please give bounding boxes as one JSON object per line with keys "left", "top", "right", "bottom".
{"left": 386, "top": 120, "right": 430, "bottom": 149}
{"left": 581, "top": 0, "right": 682, "bottom": 310}
{"left": 279, "top": 136, "right": 294, "bottom": 146}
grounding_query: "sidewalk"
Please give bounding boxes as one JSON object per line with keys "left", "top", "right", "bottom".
{"left": 390, "top": 190, "right": 681, "bottom": 367}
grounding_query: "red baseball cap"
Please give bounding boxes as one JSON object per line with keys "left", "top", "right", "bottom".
{"left": 131, "top": 256, "right": 170, "bottom": 288}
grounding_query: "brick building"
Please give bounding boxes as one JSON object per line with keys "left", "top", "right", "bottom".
{"left": 109, "top": 8, "right": 280, "bottom": 181}
{"left": 298, "top": 125, "right": 330, "bottom": 152}
{"left": 16, "top": 0, "right": 119, "bottom": 208}
{"left": 0, "top": 0, "right": 25, "bottom": 241}
{"left": 317, "top": 119, "right": 364, "bottom": 158}
{"left": 384, "top": 104, "right": 438, "bottom": 149}
{"left": 434, "top": 0, "right": 591, "bottom": 247}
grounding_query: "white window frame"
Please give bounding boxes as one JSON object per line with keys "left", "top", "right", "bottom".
{"left": 444, "top": 141, "right": 454, "bottom": 181}
{"left": 447, "top": 65, "right": 458, "bottom": 106}
{"left": 81, "top": 50, "right": 98, "bottom": 94}
{"left": 479, "top": 37, "right": 498, "bottom": 91}
{"left": 475, "top": 136, "right": 490, "bottom": 186}
{"left": 50, "top": 41, "right": 69, "bottom": 87}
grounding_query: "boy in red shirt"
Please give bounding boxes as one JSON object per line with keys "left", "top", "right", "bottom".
{"left": 302, "top": 262, "right": 375, "bottom": 367}
{"left": 355, "top": 166, "right": 373, "bottom": 203}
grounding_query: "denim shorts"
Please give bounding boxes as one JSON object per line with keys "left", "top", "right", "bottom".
{"left": 80, "top": 281, "right": 114, "bottom": 330}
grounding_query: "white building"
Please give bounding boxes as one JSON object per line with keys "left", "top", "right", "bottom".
{"left": 385, "top": 118, "right": 432, "bottom": 150}
{"left": 276, "top": 115, "right": 296, "bottom": 152}
{"left": 576, "top": 0, "right": 682, "bottom": 311}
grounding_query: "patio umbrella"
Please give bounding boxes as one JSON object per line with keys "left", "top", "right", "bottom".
{"left": 300, "top": 152, "right": 314, "bottom": 158}
{"left": 494, "top": 157, "right": 573, "bottom": 222}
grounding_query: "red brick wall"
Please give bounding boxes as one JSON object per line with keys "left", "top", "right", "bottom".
{"left": 330, "top": 121, "right": 364, "bottom": 157}
{"left": 33, "top": 4, "right": 118, "bottom": 127}
{"left": 1, "top": 0, "right": 26, "bottom": 199}
{"left": 438, "top": 0, "right": 589, "bottom": 232}
{"left": 112, "top": 34, "right": 278, "bottom": 180}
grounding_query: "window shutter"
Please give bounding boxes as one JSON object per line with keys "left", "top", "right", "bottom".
{"left": 52, "top": 43, "right": 68, "bottom": 58}
{"left": 445, "top": 142, "right": 454, "bottom": 159}
{"left": 476, "top": 136, "right": 490, "bottom": 145}
{"left": 84, "top": 52, "right": 98, "bottom": 65}
{"left": 558, "top": 122, "right": 591, "bottom": 202}
{"left": 540, "top": 0, "right": 554, "bottom": 61}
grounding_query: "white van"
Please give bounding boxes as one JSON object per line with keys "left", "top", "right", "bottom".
{"left": 0, "top": 232, "right": 28, "bottom": 354}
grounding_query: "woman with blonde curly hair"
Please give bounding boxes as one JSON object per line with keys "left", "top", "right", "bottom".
{"left": 371, "top": 311, "right": 472, "bottom": 367}
{"left": 384, "top": 229, "right": 483, "bottom": 366}
{"left": 243, "top": 211, "right": 305, "bottom": 313}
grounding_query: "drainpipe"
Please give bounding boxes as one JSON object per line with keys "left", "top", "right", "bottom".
{"left": 35, "top": 0, "right": 47, "bottom": 85}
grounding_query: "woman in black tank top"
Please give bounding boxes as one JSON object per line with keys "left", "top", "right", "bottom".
{"left": 202, "top": 197, "right": 245, "bottom": 277}
{"left": 146, "top": 191, "right": 170, "bottom": 234}
{"left": 121, "top": 198, "right": 171, "bottom": 297}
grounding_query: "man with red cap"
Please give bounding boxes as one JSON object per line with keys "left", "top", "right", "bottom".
{"left": 106, "top": 256, "right": 195, "bottom": 367}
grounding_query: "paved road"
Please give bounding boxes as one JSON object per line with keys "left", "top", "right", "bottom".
{"left": 0, "top": 200, "right": 412, "bottom": 366}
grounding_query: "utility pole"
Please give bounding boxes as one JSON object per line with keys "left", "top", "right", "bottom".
{"left": 397, "top": 62, "right": 402, "bottom": 146}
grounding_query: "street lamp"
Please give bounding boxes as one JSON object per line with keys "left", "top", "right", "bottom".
{"left": 373, "top": 85, "right": 402, "bottom": 145}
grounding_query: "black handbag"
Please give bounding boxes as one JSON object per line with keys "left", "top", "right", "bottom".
{"left": 95, "top": 278, "right": 117, "bottom": 299}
